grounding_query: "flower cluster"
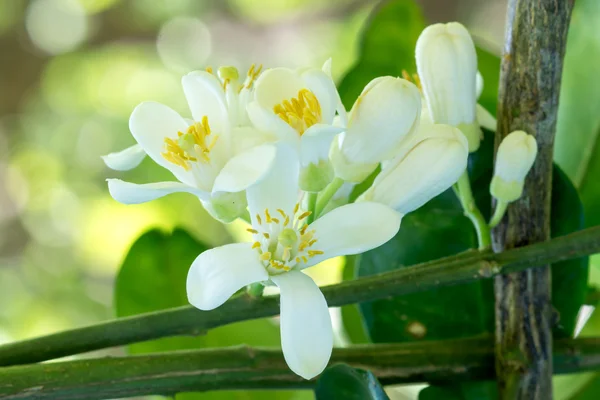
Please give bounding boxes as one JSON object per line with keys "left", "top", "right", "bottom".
{"left": 102, "top": 22, "right": 523, "bottom": 380}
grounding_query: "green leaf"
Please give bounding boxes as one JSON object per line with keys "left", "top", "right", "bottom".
{"left": 115, "top": 229, "right": 309, "bottom": 400}
{"left": 337, "top": 0, "right": 426, "bottom": 109}
{"left": 340, "top": 256, "right": 370, "bottom": 344}
{"left": 475, "top": 47, "right": 500, "bottom": 116}
{"left": 315, "top": 364, "right": 389, "bottom": 400}
{"left": 551, "top": 165, "right": 589, "bottom": 338}
{"left": 419, "top": 382, "right": 498, "bottom": 400}
{"left": 554, "top": 0, "right": 600, "bottom": 187}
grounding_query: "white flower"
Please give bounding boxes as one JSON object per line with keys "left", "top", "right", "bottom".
{"left": 107, "top": 67, "right": 277, "bottom": 223}
{"left": 490, "top": 130, "right": 537, "bottom": 202}
{"left": 247, "top": 62, "right": 345, "bottom": 191}
{"left": 359, "top": 124, "right": 469, "bottom": 214}
{"left": 416, "top": 22, "right": 482, "bottom": 152}
{"left": 331, "top": 76, "right": 422, "bottom": 183}
{"left": 186, "top": 144, "right": 401, "bottom": 379}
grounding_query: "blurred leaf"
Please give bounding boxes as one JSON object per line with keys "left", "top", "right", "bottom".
{"left": 348, "top": 166, "right": 380, "bottom": 203}
{"left": 475, "top": 47, "right": 500, "bottom": 116}
{"left": 418, "top": 386, "right": 463, "bottom": 400}
{"left": 315, "top": 364, "right": 389, "bottom": 400}
{"left": 115, "top": 229, "right": 308, "bottom": 400}
{"left": 566, "top": 374, "right": 600, "bottom": 399}
{"left": 551, "top": 165, "right": 589, "bottom": 338}
{"left": 554, "top": 0, "right": 600, "bottom": 186}
{"left": 419, "top": 382, "right": 498, "bottom": 400}
{"left": 337, "top": 0, "right": 426, "bottom": 109}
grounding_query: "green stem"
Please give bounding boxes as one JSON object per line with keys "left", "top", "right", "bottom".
{"left": 306, "top": 192, "right": 318, "bottom": 224}
{"left": 489, "top": 200, "right": 509, "bottom": 228}
{"left": 1, "top": 338, "right": 598, "bottom": 399}
{"left": 0, "top": 226, "right": 599, "bottom": 367}
{"left": 315, "top": 177, "right": 344, "bottom": 217}
{"left": 455, "top": 171, "right": 491, "bottom": 249}
{"left": 246, "top": 283, "right": 264, "bottom": 297}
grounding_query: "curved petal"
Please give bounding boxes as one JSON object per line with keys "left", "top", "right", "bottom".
{"left": 364, "top": 124, "right": 468, "bottom": 214}
{"left": 187, "top": 243, "right": 268, "bottom": 310}
{"left": 271, "top": 271, "right": 332, "bottom": 380}
{"left": 129, "top": 101, "right": 195, "bottom": 186}
{"left": 246, "top": 143, "right": 300, "bottom": 222}
{"left": 304, "top": 202, "right": 401, "bottom": 267}
{"left": 101, "top": 144, "right": 146, "bottom": 171}
{"left": 247, "top": 101, "right": 299, "bottom": 143}
{"left": 300, "top": 124, "right": 343, "bottom": 166}
{"left": 254, "top": 67, "right": 305, "bottom": 109}
{"left": 476, "top": 103, "right": 497, "bottom": 131}
{"left": 301, "top": 68, "right": 339, "bottom": 124}
{"left": 213, "top": 144, "right": 277, "bottom": 193}
{"left": 230, "top": 126, "right": 278, "bottom": 155}
{"left": 182, "top": 72, "right": 230, "bottom": 134}
{"left": 107, "top": 179, "right": 209, "bottom": 204}
{"left": 476, "top": 71, "right": 484, "bottom": 99}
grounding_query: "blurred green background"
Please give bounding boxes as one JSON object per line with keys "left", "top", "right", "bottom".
{"left": 1, "top": 0, "right": 599, "bottom": 399}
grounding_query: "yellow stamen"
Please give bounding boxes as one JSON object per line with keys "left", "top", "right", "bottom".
{"left": 309, "top": 239, "right": 317, "bottom": 246}
{"left": 265, "top": 209, "right": 272, "bottom": 223}
{"left": 271, "top": 217, "right": 280, "bottom": 224}
{"left": 260, "top": 252, "right": 272, "bottom": 261}
{"left": 256, "top": 214, "right": 262, "bottom": 225}
{"left": 308, "top": 250, "right": 324, "bottom": 257}
{"left": 284, "top": 216, "right": 290, "bottom": 227}
{"left": 293, "top": 203, "right": 299, "bottom": 214}
{"left": 300, "top": 225, "right": 308, "bottom": 235}
{"left": 298, "top": 211, "right": 312, "bottom": 220}
{"left": 252, "top": 241, "right": 261, "bottom": 249}
{"left": 302, "top": 256, "right": 308, "bottom": 264}
{"left": 205, "top": 66, "right": 213, "bottom": 74}
{"left": 273, "top": 89, "right": 321, "bottom": 135}
{"left": 161, "top": 117, "right": 219, "bottom": 169}
{"left": 247, "top": 228, "right": 258, "bottom": 234}
{"left": 263, "top": 232, "right": 270, "bottom": 239}
{"left": 277, "top": 209, "right": 287, "bottom": 218}
{"left": 245, "top": 63, "right": 263, "bottom": 89}
{"left": 296, "top": 257, "right": 301, "bottom": 263}
{"left": 282, "top": 247, "right": 291, "bottom": 261}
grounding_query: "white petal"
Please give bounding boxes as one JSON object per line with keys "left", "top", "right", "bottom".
{"left": 301, "top": 68, "right": 339, "bottom": 123}
{"left": 342, "top": 76, "right": 421, "bottom": 164}
{"left": 230, "top": 126, "right": 278, "bottom": 155}
{"left": 187, "top": 243, "right": 268, "bottom": 310}
{"left": 247, "top": 101, "right": 300, "bottom": 143}
{"left": 129, "top": 102, "right": 195, "bottom": 186}
{"left": 213, "top": 144, "right": 277, "bottom": 193}
{"left": 182, "top": 71, "right": 229, "bottom": 133}
{"left": 107, "top": 179, "right": 209, "bottom": 204}
{"left": 254, "top": 68, "right": 305, "bottom": 109}
{"left": 300, "top": 124, "right": 343, "bottom": 166}
{"left": 271, "top": 271, "right": 332, "bottom": 380}
{"left": 476, "top": 71, "right": 484, "bottom": 99}
{"left": 416, "top": 22, "right": 477, "bottom": 126}
{"left": 476, "top": 103, "right": 497, "bottom": 131}
{"left": 101, "top": 144, "right": 146, "bottom": 171}
{"left": 363, "top": 124, "right": 468, "bottom": 214}
{"left": 303, "top": 202, "right": 401, "bottom": 267}
{"left": 322, "top": 58, "right": 332, "bottom": 77}
{"left": 246, "top": 143, "right": 300, "bottom": 221}
{"left": 495, "top": 130, "right": 537, "bottom": 182}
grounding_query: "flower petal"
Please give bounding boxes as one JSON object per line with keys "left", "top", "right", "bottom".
{"left": 247, "top": 101, "right": 299, "bottom": 143}
{"left": 416, "top": 22, "right": 477, "bottom": 126}
{"left": 187, "top": 243, "right": 268, "bottom": 310}
{"left": 303, "top": 202, "right": 401, "bottom": 267}
{"left": 212, "top": 144, "right": 277, "bottom": 193}
{"left": 129, "top": 101, "right": 195, "bottom": 186}
{"left": 246, "top": 143, "right": 300, "bottom": 221}
{"left": 107, "top": 179, "right": 209, "bottom": 204}
{"left": 362, "top": 124, "right": 468, "bottom": 214}
{"left": 101, "top": 144, "right": 146, "bottom": 171}
{"left": 476, "top": 103, "right": 497, "bottom": 131}
{"left": 300, "top": 124, "right": 343, "bottom": 166}
{"left": 271, "top": 271, "right": 332, "bottom": 380}
{"left": 182, "top": 71, "right": 229, "bottom": 133}
{"left": 301, "top": 68, "right": 339, "bottom": 124}
{"left": 254, "top": 67, "right": 305, "bottom": 109}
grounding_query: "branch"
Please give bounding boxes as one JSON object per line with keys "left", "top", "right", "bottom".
{"left": 0, "top": 226, "right": 599, "bottom": 367}
{"left": 1, "top": 338, "right": 599, "bottom": 400}
{"left": 493, "top": 0, "right": 574, "bottom": 398}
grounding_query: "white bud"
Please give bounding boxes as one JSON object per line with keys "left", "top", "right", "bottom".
{"left": 490, "top": 130, "right": 537, "bottom": 202}
{"left": 359, "top": 124, "right": 468, "bottom": 214}
{"left": 416, "top": 22, "right": 481, "bottom": 152}
{"left": 332, "top": 76, "right": 421, "bottom": 182}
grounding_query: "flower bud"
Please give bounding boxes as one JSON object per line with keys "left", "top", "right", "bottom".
{"left": 331, "top": 76, "right": 421, "bottom": 182}
{"left": 358, "top": 124, "right": 468, "bottom": 214}
{"left": 490, "top": 130, "right": 537, "bottom": 202}
{"left": 416, "top": 22, "right": 481, "bottom": 152}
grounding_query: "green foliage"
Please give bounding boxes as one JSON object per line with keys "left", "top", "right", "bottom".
{"left": 315, "top": 364, "right": 389, "bottom": 400}
{"left": 115, "top": 229, "right": 309, "bottom": 400}
{"left": 554, "top": 0, "right": 600, "bottom": 188}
